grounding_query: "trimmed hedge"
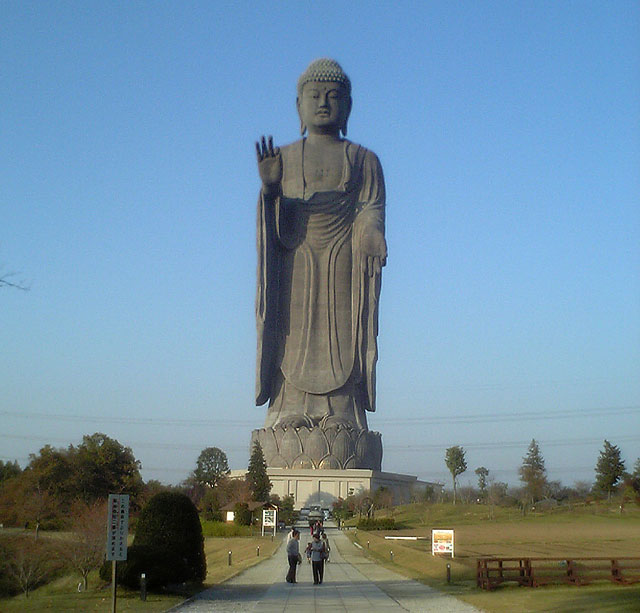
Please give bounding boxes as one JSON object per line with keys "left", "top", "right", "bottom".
{"left": 200, "top": 520, "right": 251, "bottom": 537}
{"left": 101, "top": 492, "right": 206, "bottom": 590}
{"left": 356, "top": 517, "right": 397, "bottom": 530}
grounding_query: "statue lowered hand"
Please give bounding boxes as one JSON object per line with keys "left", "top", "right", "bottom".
{"left": 361, "top": 229, "right": 387, "bottom": 277}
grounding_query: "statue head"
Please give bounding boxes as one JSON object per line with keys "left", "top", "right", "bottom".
{"left": 296, "top": 58, "right": 352, "bottom": 137}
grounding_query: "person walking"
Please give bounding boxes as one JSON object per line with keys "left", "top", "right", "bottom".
{"left": 309, "top": 532, "right": 327, "bottom": 584}
{"left": 321, "top": 532, "right": 330, "bottom": 563}
{"left": 286, "top": 529, "right": 301, "bottom": 583}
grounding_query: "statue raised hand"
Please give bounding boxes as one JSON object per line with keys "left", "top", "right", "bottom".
{"left": 255, "top": 135, "right": 281, "bottom": 196}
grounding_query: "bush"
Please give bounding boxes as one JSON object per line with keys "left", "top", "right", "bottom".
{"left": 200, "top": 520, "right": 251, "bottom": 537}
{"left": 101, "top": 492, "right": 206, "bottom": 590}
{"left": 233, "top": 502, "right": 252, "bottom": 526}
{"left": 356, "top": 517, "right": 397, "bottom": 530}
{"left": 203, "top": 508, "right": 223, "bottom": 522}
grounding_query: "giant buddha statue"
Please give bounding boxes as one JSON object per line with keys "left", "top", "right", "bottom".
{"left": 252, "top": 59, "right": 386, "bottom": 470}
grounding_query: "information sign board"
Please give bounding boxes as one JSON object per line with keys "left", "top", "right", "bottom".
{"left": 262, "top": 508, "right": 277, "bottom": 536}
{"left": 431, "top": 529, "right": 454, "bottom": 557}
{"left": 106, "top": 494, "right": 130, "bottom": 561}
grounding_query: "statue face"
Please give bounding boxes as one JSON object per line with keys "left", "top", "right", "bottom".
{"left": 297, "top": 81, "right": 351, "bottom": 135}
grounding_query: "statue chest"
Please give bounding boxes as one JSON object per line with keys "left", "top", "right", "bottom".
{"left": 302, "top": 155, "right": 344, "bottom": 193}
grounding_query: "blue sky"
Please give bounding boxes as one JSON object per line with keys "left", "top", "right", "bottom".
{"left": 2, "top": 1, "right": 639, "bottom": 489}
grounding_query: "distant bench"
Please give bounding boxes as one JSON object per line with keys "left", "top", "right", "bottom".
{"left": 477, "top": 557, "right": 640, "bottom": 590}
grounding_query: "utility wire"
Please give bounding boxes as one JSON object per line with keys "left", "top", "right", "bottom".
{"left": 1, "top": 405, "right": 638, "bottom": 427}
{"left": 2, "top": 432, "right": 638, "bottom": 453}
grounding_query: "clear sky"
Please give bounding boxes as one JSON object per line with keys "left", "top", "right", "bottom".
{"left": 2, "top": 1, "right": 639, "bottom": 489}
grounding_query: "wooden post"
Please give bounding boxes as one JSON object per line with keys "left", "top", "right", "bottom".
{"left": 111, "top": 560, "right": 117, "bottom": 613}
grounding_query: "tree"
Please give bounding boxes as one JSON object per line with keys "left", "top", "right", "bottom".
{"left": 475, "top": 467, "right": 489, "bottom": 501}
{"left": 72, "top": 433, "right": 143, "bottom": 504}
{"left": 373, "top": 486, "right": 394, "bottom": 511}
{"left": 332, "top": 497, "right": 354, "bottom": 525}
{"left": 4, "top": 536, "right": 60, "bottom": 597}
{"left": 444, "top": 446, "right": 467, "bottom": 504}
{"left": 233, "top": 502, "right": 252, "bottom": 526}
{"left": 106, "top": 491, "right": 206, "bottom": 590}
{"left": 201, "top": 487, "right": 224, "bottom": 521}
{"left": 193, "top": 447, "right": 230, "bottom": 488}
{"left": 518, "top": 439, "right": 547, "bottom": 505}
{"left": 278, "top": 494, "right": 297, "bottom": 526}
{"left": 594, "top": 439, "right": 626, "bottom": 500}
{"left": 60, "top": 500, "right": 106, "bottom": 591}
{"left": 246, "top": 441, "right": 271, "bottom": 502}
{"left": 0, "top": 269, "right": 29, "bottom": 291}
{"left": 0, "top": 460, "right": 21, "bottom": 483}
{"left": 25, "top": 444, "right": 76, "bottom": 505}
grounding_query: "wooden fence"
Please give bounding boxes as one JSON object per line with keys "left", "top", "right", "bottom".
{"left": 477, "top": 557, "right": 640, "bottom": 590}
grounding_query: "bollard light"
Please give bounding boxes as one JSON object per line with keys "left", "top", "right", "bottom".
{"left": 446, "top": 563, "right": 451, "bottom": 583}
{"left": 140, "top": 573, "right": 147, "bottom": 602}
{"left": 390, "top": 550, "right": 394, "bottom": 562}
{"left": 228, "top": 551, "right": 232, "bottom": 566}
{"left": 367, "top": 540, "right": 370, "bottom": 549}
{"left": 257, "top": 546, "right": 260, "bottom": 557}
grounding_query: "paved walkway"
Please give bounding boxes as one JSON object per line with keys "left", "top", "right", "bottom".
{"left": 169, "top": 526, "right": 481, "bottom": 612}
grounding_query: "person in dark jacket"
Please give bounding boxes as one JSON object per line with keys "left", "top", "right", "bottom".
{"left": 286, "top": 529, "right": 301, "bottom": 583}
{"left": 309, "top": 532, "right": 327, "bottom": 584}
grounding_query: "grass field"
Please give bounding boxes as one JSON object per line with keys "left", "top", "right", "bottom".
{"left": 0, "top": 534, "right": 280, "bottom": 612}
{"left": 349, "top": 502, "right": 640, "bottom": 613}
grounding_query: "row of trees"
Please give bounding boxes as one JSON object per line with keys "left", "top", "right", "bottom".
{"left": 0, "top": 436, "right": 290, "bottom": 597}
{"left": 0, "top": 433, "right": 143, "bottom": 530}
{"left": 185, "top": 442, "right": 296, "bottom": 526}
{"left": 444, "top": 439, "right": 640, "bottom": 506}
{"left": 0, "top": 434, "right": 293, "bottom": 534}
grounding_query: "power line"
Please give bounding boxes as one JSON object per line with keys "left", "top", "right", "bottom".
{"left": 2, "top": 432, "right": 638, "bottom": 455}
{"left": 385, "top": 435, "right": 640, "bottom": 451}
{"left": 1, "top": 405, "right": 638, "bottom": 427}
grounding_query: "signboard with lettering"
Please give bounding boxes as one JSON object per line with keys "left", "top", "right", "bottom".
{"left": 262, "top": 508, "right": 277, "bottom": 536}
{"left": 106, "top": 494, "right": 130, "bottom": 561}
{"left": 431, "top": 529, "right": 454, "bottom": 557}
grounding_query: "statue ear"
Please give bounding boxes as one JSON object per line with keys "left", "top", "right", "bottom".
{"left": 341, "top": 95, "right": 352, "bottom": 137}
{"left": 297, "top": 97, "right": 307, "bottom": 136}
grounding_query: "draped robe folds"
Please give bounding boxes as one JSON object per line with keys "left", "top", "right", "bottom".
{"left": 256, "top": 139, "right": 385, "bottom": 428}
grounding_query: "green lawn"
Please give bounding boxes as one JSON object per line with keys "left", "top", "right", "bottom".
{"left": 0, "top": 535, "right": 280, "bottom": 612}
{"left": 349, "top": 502, "right": 640, "bottom": 613}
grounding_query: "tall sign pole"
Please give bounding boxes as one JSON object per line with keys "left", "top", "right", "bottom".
{"left": 106, "top": 494, "right": 130, "bottom": 613}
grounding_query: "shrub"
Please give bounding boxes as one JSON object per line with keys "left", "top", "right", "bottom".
{"left": 356, "top": 517, "right": 396, "bottom": 530}
{"left": 233, "top": 502, "right": 252, "bottom": 526}
{"left": 101, "top": 492, "right": 206, "bottom": 590}
{"left": 200, "top": 520, "right": 251, "bottom": 537}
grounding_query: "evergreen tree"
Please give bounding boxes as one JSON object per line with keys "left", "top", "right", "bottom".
{"left": 444, "top": 446, "right": 467, "bottom": 504}
{"left": 594, "top": 439, "right": 625, "bottom": 500}
{"left": 475, "top": 466, "right": 489, "bottom": 501}
{"left": 518, "top": 439, "right": 547, "bottom": 505}
{"left": 101, "top": 491, "right": 206, "bottom": 590}
{"left": 246, "top": 441, "right": 271, "bottom": 502}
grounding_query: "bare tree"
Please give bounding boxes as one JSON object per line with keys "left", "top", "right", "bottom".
{"left": 59, "top": 500, "right": 107, "bottom": 591}
{"left": 4, "top": 536, "right": 58, "bottom": 597}
{"left": 0, "top": 268, "right": 29, "bottom": 291}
